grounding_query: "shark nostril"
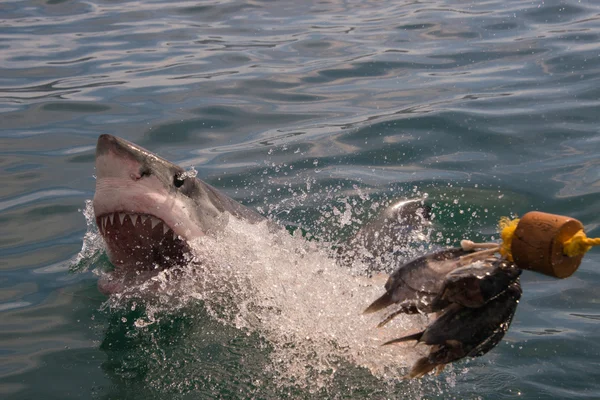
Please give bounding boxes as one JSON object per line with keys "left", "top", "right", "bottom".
{"left": 131, "top": 167, "right": 151, "bottom": 181}
{"left": 139, "top": 167, "right": 151, "bottom": 178}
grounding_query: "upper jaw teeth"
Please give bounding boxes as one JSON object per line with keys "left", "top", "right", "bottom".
{"left": 98, "top": 212, "right": 177, "bottom": 239}
{"left": 149, "top": 217, "right": 161, "bottom": 229}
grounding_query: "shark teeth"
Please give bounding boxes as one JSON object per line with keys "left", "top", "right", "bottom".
{"left": 150, "top": 217, "right": 161, "bottom": 229}
{"left": 97, "top": 212, "right": 177, "bottom": 240}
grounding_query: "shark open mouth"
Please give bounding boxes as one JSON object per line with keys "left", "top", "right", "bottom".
{"left": 96, "top": 211, "right": 190, "bottom": 270}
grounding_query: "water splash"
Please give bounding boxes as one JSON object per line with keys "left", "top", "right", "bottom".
{"left": 75, "top": 191, "right": 440, "bottom": 392}
{"left": 191, "top": 218, "right": 433, "bottom": 385}
{"left": 70, "top": 199, "right": 108, "bottom": 273}
{"left": 178, "top": 167, "right": 198, "bottom": 180}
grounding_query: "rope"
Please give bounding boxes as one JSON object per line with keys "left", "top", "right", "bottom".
{"left": 498, "top": 217, "right": 519, "bottom": 262}
{"left": 563, "top": 230, "right": 600, "bottom": 257}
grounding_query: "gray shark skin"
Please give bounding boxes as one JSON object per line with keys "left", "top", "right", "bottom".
{"left": 93, "top": 134, "right": 428, "bottom": 295}
{"left": 336, "top": 198, "right": 431, "bottom": 271}
{"left": 93, "top": 134, "right": 265, "bottom": 294}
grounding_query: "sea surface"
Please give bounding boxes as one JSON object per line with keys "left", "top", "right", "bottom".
{"left": 1, "top": 0, "right": 600, "bottom": 399}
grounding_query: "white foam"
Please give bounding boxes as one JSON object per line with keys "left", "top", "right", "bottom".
{"left": 78, "top": 197, "right": 433, "bottom": 388}
{"left": 182, "top": 218, "right": 429, "bottom": 387}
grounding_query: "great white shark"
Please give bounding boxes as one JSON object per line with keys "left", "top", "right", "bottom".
{"left": 92, "top": 135, "right": 522, "bottom": 381}
{"left": 93, "top": 134, "right": 429, "bottom": 294}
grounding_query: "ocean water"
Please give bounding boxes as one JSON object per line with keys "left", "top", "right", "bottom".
{"left": 1, "top": 0, "right": 600, "bottom": 398}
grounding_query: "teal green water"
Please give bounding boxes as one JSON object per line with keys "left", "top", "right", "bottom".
{"left": 2, "top": 0, "right": 600, "bottom": 398}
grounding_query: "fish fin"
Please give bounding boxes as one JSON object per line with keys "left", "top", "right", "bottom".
{"left": 363, "top": 292, "right": 393, "bottom": 314}
{"left": 435, "top": 364, "right": 446, "bottom": 375}
{"left": 377, "top": 304, "right": 421, "bottom": 327}
{"left": 382, "top": 331, "right": 424, "bottom": 346}
{"left": 409, "top": 357, "right": 441, "bottom": 379}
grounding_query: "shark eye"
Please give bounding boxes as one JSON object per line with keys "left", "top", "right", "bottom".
{"left": 174, "top": 175, "right": 185, "bottom": 188}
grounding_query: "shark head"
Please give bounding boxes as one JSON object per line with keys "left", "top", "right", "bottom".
{"left": 92, "top": 135, "right": 429, "bottom": 296}
{"left": 93, "top": 135, "right": 263, "bottom": 289}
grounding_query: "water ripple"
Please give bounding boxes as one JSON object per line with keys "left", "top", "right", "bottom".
{"left": 2, "top": 0, "right": 600, "bottom": 398}
{"left": 0, "top": 189, "right": 86, "bottom": 213}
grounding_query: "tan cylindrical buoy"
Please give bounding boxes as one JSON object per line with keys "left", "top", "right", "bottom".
{"left": 511, "top": 211, "right": 584, "bottom": 278}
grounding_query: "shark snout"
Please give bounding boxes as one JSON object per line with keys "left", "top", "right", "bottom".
{"left": 95, "top": 134, "right": 148, "bottom": 181}
{"left": 96, "top": 134, "right": 124, "bottom": 155}
{"left": 96, "top": 134, "right": 145, "bottom": 160}
{"left": 95, "top": 134, "right": 178, "bottom": 181}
